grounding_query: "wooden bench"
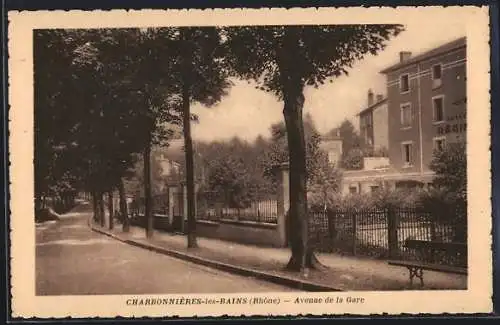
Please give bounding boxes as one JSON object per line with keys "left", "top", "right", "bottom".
{"left": 388, "top": 239, "right": 467, "bottom": 288}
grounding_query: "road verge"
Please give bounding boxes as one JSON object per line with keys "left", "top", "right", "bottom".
{"left": 90, "top": 222, "right": 342, "bottom": 292}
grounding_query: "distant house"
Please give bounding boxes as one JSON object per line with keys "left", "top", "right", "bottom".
{"left": 156, "top": 153, "right": 181, "bottom": 177}
{"left": 358, "top": 89, "right": 389, "bottom": 151}
{"left": 319, "top": 132, "right": 343, "bottom": 166}
{"left": 154, "top": 139, "right": 207, "bottom": 186}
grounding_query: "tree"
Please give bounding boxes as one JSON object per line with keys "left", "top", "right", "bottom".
{"left": 226, "top": 25, "right": 403, "bottom": 272}
{"left": 34, "top": 30, "right": 87, "bottom": 214}
{"left": 308, "top": 150, "right": 343, "bottom": 211}
{"left": 42, "top": 29, "right": 182, "bottom": 234}
{"left": 262, "top": 113, "right": 325, "bottom": 185}
{"left": 342, "top": 148, "right": 364, "bottom": 170}
{"left": 416, "top": 142, "right": 467, "bottom": 241}
{"left": 120, "top": 28, "right": 183, "bottom": 238}
{"left": 165, "top": 27, "right": 232, "bottom": 248}
{"left": 199, "top": 137, "right": 275, "bottom": 207}
{"left": 430, "top": 141, "right": 467, "bottom": 198}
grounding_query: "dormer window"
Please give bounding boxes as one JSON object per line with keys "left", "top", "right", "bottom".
{"left": 400, "top": 74, "right": 410, "bottom": 93}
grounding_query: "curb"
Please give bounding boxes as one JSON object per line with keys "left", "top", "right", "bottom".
{"left": 90, "top": 224, "right": 342, "bottom": 292}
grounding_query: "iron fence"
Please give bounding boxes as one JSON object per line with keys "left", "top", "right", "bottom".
{"left": 130, "top": 193, "right": 169, "bottom": 216}
{"left": 309, "top": 206, "right": 467, "bottom": 266}
{"left": 197, "top": 190, "right": 278, "bottom": 224}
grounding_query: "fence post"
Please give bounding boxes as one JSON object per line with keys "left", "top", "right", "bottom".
{"left": 387, "top": 205, "right": 399, "bottom": 259}
{"left": 430, "top": 206, "right": 438, "bottom": 241}
{"left": 275, "top": 163, "right": 289, "bottom": 247}
{"left": 351, "top": 209, "right": 357, "bottom": 256}
{"left": 217, "top": 202, "right": 223, "bottom": 221}
{"left": 327, "top": 209, "right": 337, "bottom": 251}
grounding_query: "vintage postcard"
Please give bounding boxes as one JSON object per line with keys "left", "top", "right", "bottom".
{"left": 8, "top": 6, "right": 492, "bottom": 318}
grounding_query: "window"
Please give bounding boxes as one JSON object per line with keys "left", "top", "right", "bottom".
{"left": 433, "top": 96, "right": 445, "bottom": 122}
{"left": 349, "top": 186, "right": 358, "bottom": 194}
{"left": 363, "top": 128, "right": 372, "bottom": 145}
{"left": 401, "top": 142, "right": 413, "bottom": 166}
{"left": 400, "top": 74, "right": 410, "bottom": 93}
{"left": 432, "top": 64, "right": 442, "bottom": 80}
{"left": 365, "top": 114, "right": 372, "bottom": 126}
{"left": 433, "top": 136, "right": 446, "bottom": 152}
{"left": 400, "top": 103, "right": 412, "bottom": 128}
{"left": 432, "top": 64, "right": 443, "bottom": 88}
{"left": 370, "top": 186, "right": 380, "bottom": 193}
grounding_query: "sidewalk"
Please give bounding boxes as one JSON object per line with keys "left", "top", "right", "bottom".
{"left": 93, "top": 223, "right": 467, "bottom": 291}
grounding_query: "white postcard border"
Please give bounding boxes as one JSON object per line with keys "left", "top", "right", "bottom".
{"left": 8, "top": 6, "right": 492, "bottom": 318}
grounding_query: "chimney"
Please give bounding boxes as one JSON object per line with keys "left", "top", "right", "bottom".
{"left": 399, "top": 51, "right": 412, "bottom": 62}
{"left": 367, "top": 89, "right": 374, "bottom": 107}
{"left": 376, "top": 94, "right": 384, "bottom": 102}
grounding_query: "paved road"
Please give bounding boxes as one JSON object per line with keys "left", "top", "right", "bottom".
{"left": 36, "top": 203, "right": 294, "bottom": 295}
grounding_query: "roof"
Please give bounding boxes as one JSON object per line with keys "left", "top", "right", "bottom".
{"left": 356, "top": 97, "right": 388, "bottom": 117}
{"left": 380, "top": 37, "right": 466, "bottom": 74}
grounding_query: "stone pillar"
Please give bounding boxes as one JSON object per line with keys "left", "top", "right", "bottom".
{"left": 103, "top": 193, "right": 110, "bottom": 229}
{"left": 276, "top": 163, "right": 290, "bottom": 247}
{"left": 194, "top": 183, "right": 199, "bottom": 219}
{"left": 167, "top": 186, "right": 176, "bottom": 224}
{"left": 182, "top": 184, "right": 188, "bottom": 233}
{"left": 182, "top": 183, "right": 199, "bottom": 233}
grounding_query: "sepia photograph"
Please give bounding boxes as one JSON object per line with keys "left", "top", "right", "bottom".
{"left": 8, "top": 6, "right": 492, "bottom": 318}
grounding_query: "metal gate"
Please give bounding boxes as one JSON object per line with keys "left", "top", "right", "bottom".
{"left": 171, "top": 191, "right": 184, "bottom": 233}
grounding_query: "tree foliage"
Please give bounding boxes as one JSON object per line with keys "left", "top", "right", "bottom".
{"left": 35, "top": 29, "right": 183, "bottom": 227}
{"left": 197, "top": 137, "right": 276, "bottom": 207}
{"left": 429, "top": 142, "right": 467, "bottom": 198}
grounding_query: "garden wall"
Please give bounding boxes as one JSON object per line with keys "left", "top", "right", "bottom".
{"left": 195, "top": 219, "right": 286, "bottom": 248}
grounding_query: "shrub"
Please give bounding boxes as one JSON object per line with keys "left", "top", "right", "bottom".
{"left": 372, "top": 186, "right": 422, "bottom": 209}
{"left": 309, "top": 192, "right": 375, "bottom": 211}
{"left": 418, "top": 187, "right": 466, "bottom": 218}
{"left": 309, "top": 186, "right": 422, "bottom": 212}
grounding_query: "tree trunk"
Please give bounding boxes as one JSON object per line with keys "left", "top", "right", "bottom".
{"left": 144, "top": 138, "right": 154, "bottom": 238}
{"left": 92, "top": 191, "right": 99, "bottom": 222}
{"left": 108, "top": 191, "right": 114, "bottom": 230}
{"left": 119, "top": 178, "right": 130, "bottom": 232}
{"left": 283, "top": 90, "right": 309, "bottom": 272}
{"left": 181, "top": 29, "right": 198, "bottom": 249}
{"left": 35, "top": 195, "right": 43, "bottom": 211}
{"left": 279, "top": 29, "right": 326, "bottom": 273}
{"left": 98, "top": 192, "right": 105, "bottom": 227}
{"left": 281, "top": 92, "right": 323, "bottom": 269}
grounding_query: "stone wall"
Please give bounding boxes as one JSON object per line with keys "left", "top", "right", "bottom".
{"left": 195, "top": 219, "right": 285, "bottom": 247}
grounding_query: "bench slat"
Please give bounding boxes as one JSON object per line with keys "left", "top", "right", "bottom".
{"left": 388, "top": 260, "right": 468, "bottom": 275}
{"left": 405, "top": 240, "right": 467, "bottom": 253}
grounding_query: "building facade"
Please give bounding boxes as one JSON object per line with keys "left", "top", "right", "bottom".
{"left": 358, "top": 90, "right": 389, "bottom": 151}
{"left": 381, "top": 37, "right": 466, "bottom": 183}
{"left": 341, "top": 37, "right": 467, "bottom": 195}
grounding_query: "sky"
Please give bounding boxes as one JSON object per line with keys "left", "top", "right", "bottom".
{"left": 189, "top": 20, "right": 466, "bottom": 143}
